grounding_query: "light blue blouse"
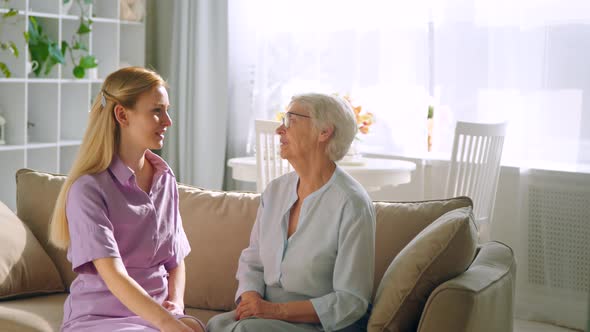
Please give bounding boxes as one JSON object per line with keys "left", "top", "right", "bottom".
{"left": 235, "top": 165, "right": 376, "bottom": 331}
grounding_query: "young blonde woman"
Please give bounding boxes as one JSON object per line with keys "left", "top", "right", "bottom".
{"left": 50, "top": 67, "right": 204, "bottom": 332}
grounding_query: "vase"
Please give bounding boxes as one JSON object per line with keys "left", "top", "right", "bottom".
{"left": 87, "top": 68, "right": 98, "bottom": 80}
{"left": 340, "top": 140, "right": 364, "bottom": 165}
{"left": 26, "top": 60, "right": 39, "bottom": 76}
{"left": 427, "top": 117, "right": 433, "bottom": 152}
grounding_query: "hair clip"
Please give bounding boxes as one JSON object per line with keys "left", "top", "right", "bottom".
{"left": 101, "top": 92, "right": 107, "bottom": 108}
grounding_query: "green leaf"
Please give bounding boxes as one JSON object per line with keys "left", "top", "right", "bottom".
{"left": 49, "top": 42, "right": 65, "bottom": 64}
{"left": 61, "top": 40, "right": 68, "bottom": 57}
{"left": 63, "top": 0, "right": 71, "bottom": 4}
{"left": 44, "top": 58, "right": 54, "bottom": 75}
{"left": 30, "top": 16, "right": 40, "bottom": 32}
{"left": 73, "top": 65, "right": 85, "bottom": 78}
{"left": 23, "top": 31, "right": 29, "bottom": 43}
{"left": 79, "top": 55, "right": 97, "bottom": 68}
{"left": 84, "top": 0, "right": 93, "bottom": 4}
{"left": 0, "top": 62, "right": 11, "bottom": 78}
{"left": 45, "top": 52, "right": 62, "bottom": 76}
{"left": 77, "top": 21, "right": 91, "bottom": 34}
{"left": 27, "top": 18, "right": 40, "bottom": 44}
{"left": 29, "top": 42, "right": 49, "bottom": 62}
{"left": 72, "top": 41, "right": 87, "bottom": 51}
{"left": 3, "top": 8, "right": 18, "bottom": 18}
{"left": 9, "top": 41, "right": 18, "bottom": 57}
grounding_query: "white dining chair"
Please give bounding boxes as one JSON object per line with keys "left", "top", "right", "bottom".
{"left": 445, "top": 121, "right": 507, "bottom": 241}
{"left": 255, "top": 119, "right": 292, "bottom": 192}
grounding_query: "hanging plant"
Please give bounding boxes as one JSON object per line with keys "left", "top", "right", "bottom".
{"left": 0, "top": 7, "right": 20, "bottom": 77}
{"left": 61, "top": 0, "right": 97, "bottom": 78}
{"left": 25, "top": 16, "right": 66, "bottom": 76}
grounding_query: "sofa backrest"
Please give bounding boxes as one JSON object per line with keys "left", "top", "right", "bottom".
{"left": 15, "top": 169, "right": 472, "bottom": 311}
{"left": 178, "top": 184, "right": 259, "bottom": 311}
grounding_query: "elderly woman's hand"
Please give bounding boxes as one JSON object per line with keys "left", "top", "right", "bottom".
{"left": 235, "top": 292, "right": 283, "bottom": 321}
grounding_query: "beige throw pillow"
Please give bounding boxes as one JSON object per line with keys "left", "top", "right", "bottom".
{"left": 0, "top": 200, "right": 64, "bottom": 299}
{"left": 372, "top": 197, "right": 473, "bottom": 299}
{"left": 368, "top": 206, "right": 477, "bottom": 332}
{"left": 15, "top": 169, "right": 77, "bottom": 289}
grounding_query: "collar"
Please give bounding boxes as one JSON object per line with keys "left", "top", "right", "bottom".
{"left": 285, "top": 165, "right": 340, "bottom": 208}
{"left": 108, "top": 150, "right": 174, "bottom": 186}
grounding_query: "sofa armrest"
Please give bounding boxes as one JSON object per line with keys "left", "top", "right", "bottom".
{"left": 417, "top": 241, "right": 516, "bottom": 332}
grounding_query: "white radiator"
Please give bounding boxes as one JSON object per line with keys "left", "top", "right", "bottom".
{"left": 517, "top": 169, "right": 590, "bottom": 330}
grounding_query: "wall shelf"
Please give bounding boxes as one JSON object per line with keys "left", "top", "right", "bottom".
{"left": 0, "top": 0, "right": 146, "bottom": 210}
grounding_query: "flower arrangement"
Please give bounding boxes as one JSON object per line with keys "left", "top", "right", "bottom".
{"left": 341, "top": 94, "right": 374, "bottom": 136}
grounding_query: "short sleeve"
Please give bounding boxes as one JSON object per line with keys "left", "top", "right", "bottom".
{"left": 163, "top": 186, "right": 191, "bottom": 271}
{"left": 66, "top": 176, "right": 121, "bottom": 274}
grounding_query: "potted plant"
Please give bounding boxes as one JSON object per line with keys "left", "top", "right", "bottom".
{"left": 0, "top": 6, "right": 20, "bottom": 77}
{"left": 62, "top": 0, "right": 97, "bottom": 78}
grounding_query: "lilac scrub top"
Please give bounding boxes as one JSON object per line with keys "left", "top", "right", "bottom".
{"left": 61, "top": 150, "right": 191, "bottom": 331}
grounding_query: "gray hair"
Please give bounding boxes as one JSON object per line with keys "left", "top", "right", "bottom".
{"left": 290, "top": 93, "right": 357, "bottom": 161}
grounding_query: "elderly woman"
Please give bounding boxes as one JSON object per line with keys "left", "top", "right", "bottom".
{"left": 208, "top": 93, "right": 376, "bottom": 332}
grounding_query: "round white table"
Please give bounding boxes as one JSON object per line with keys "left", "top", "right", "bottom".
{"left": 227, "top": 156, "right": 416, "bottom": 192}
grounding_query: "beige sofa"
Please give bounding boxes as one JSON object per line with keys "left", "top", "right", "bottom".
{"left": 0, "top": 169, "right": 516, "bottom": 332}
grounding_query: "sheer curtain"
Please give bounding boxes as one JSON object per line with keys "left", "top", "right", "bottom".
{"left": 435, "top": 0, "right": 590, "bottom": 169}
{"left": 228, "top": 0, "right": 432, "bottom": 160}
{"left": 230, "top": 0, "right": 590, "bottom": 168}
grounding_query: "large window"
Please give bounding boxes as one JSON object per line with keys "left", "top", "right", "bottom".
{"left": 229, "top": 0, "right": 590, "bottom": 170}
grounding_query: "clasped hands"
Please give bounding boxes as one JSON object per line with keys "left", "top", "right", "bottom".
{"left": 235, "top": 291, "right": 284, "bottom": 321}
{"left": 162, "top": 300, "right": 184, "bottom": 315}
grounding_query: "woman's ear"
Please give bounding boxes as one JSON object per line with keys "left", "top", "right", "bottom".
{"left": 318, "top": 126, "right": 334, "bottom": 142}
{"left": 113, "top": 104, "right": 128, "bottom": 127}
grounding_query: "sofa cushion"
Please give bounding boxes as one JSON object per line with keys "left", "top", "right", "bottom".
{"left": 178, "top": 185, "right": 259, "bottom": 311}
{"left": 15, "top": 169, "right": 77, "bottom": 289}
{"left": 372, "top": 197, "right": 472, "bottom": 299}
{"left": 0, "top": 293, "right": 66, "bottom": 332}
{"left": 0, "top": 200, "right": 64, "bottom": 300}
{"left": 368, "top": 206, "right": 477, "bottom": 332}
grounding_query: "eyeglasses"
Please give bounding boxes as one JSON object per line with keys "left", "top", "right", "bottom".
{"left": 282, "top": 111, "right": 311, "bottom": 128}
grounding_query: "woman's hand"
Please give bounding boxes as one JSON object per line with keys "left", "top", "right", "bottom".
{"left": 235, "top": 293, "right": 283, "bottom": 321}
{"left": 159, "top": 318, "right": 194, "bottom": 332}
{"left": 238, "top": 291, "right": 262, "bottom": 303}
{"left": 162, "top": 300, "right": 185, "bottom": 315}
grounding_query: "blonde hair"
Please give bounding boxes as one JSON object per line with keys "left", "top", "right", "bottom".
{"left": 49, "top": 67, "right": 167, "bottom": 249}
